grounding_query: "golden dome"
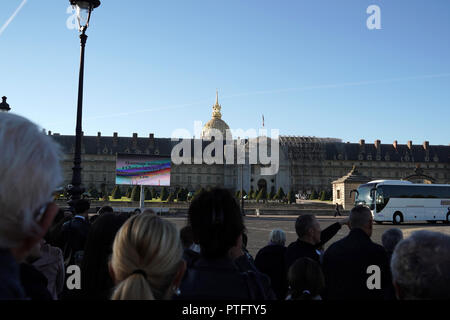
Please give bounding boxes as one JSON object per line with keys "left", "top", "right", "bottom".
{"left": 201, "top": 91, "right": 232, "bottom": 140}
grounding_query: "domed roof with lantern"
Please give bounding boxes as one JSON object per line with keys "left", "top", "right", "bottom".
{"left": 201, "top": 91, "right": 232, "bottom": 140}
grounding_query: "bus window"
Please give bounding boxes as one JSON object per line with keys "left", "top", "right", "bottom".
{"left": 355, "top": 184, "right": 376, "bottom": 209}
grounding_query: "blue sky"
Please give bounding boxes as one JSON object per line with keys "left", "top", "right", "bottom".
{"left": 1, "top": 0, "right": 449, "bottom": 145}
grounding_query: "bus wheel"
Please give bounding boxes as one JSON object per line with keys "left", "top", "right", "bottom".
{"left": 393, "top": 212, "right": 403, "bottom": 225}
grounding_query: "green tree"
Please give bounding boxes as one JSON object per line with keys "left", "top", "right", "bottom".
{"left": 287, "top": 190, "right": 296, "bottom": 204}
{"left": 326, "top": 190, "right": 332, "bottom": 201}
{"left": 87, "top": 186, "right": 99, "bottom": 199}
{"left": 167, "top": 192, "right": 175, "bottom": 202}
{"left": 131, "top": 186, "right": 141, "bottom": 201}
{"left": 144, "top": 187, "right": 152, "bottom": 200}
{"left": 125, "top": 186, "right": 133, "bottom": 198}
{"left": 111, "top": 185, "right": 122, "bottom": 199}
{"left": 176, "top": 188, "right": 187, "bottom": 201}
{"left": 310, "top": 190, "right": 317, "bottom": 200}
{"left": 269, "top": 186, "right": 276, "bottom": 200}
{"left": 319, "top": 190, "right": 326, "bottom": 201}
{"left": 256, "top": 188, "right": 267, "bottom": 202}
{"left": 150, "top": 188, "right": 157, "bottom": 200}
{"left": 160, "top": 187, "right": 168, "bottom": 201}
{"left": 274, "top": 187, "right": 285, "bottom": 201}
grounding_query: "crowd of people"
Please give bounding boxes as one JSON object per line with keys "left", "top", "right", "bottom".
{"left": 1, "top": 112, "right": 450, "bottom": 301}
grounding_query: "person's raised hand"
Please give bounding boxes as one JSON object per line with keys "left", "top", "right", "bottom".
{"left": 339, "top": 217, "right": 350, "bottom": 227}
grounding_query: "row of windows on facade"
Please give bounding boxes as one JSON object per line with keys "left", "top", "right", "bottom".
{"left": 293, "top": 162, "right": 447, "bottom": 169}
{"left": 66, "top": 174, "right": 223, "bottom": 184}
{"left": 65, "top": 169, "right": 448, "bottom": 184}
{"left": 63, "top": 159, "right": 448, "bottom": 172}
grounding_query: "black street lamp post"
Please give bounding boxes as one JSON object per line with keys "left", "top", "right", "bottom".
{"left": 68, "top": 0, "right": 101, "bottom": 206}
{"left": 240, "top": 164, "right": 245, "bottom": 216}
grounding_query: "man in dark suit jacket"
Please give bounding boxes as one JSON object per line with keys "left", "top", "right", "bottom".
{"left": 61, "top": 199, "right": 91, "bottom": 266}
{"left": 255, "top": 229, "right": 288, "bottom": 300}
{"left": 285, "top": 215, "right": 348, "bottom": 269}
{"left": 322, "top": 205, "right": 395, "bottom": 300}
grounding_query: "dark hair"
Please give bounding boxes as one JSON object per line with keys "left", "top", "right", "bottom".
{"left": 288, "top": 257, "right": 325, "bottom": 300}
{"left": 98, "top": 206, "right": 113, "bottom": 215}
{"left": 295, "top": 214, "right": 316, "bottom": 238}
{"left": 180, "top": 225, "right": 194, "bottom": 249}
{"left": 44, "top": 208, "right": 66, "bottom": 245}
{"left": 349, "top": 205, "right": 372, "bottom": 229}
{"left": 188, "top": 188, "right": 245, "bottom": 259}
{"left": 80, "top": 212, "right": 130, "bottom": 300}
{"left": 73, "top": 199, "right": 90, "bottom": 215}
{"left": 242, "top": 232, "right": 248, "bottom": 249}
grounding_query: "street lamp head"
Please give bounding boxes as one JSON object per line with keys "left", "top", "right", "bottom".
{"left": 0, "top": 96, "right": 11, "bottom": 112}
{"left": 69, "top": 0, "right": 101, "bottom": 32}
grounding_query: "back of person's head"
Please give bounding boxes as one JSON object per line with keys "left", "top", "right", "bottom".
{"left": 382, "top": 228, "right": 403, "bottom": 253}
{"left": 142, "top": 209, "right": 155, "bottom": 215}
{"left": 391, "top": 230, "right": 450, "bottom": 300}
{"left": 180, "top": 225, "right": 194, "bottom": 249}
{"left": 188, "top": 188, "right": 245, "bottom": 259}
{"left": 269, "top": 229, "right": 286, "bottom": 246}
{"left": 0, "top": 113, "right": 62, "bottom": 249}
{"left": 73, "top": 199, "right": 90, "bottom": 215}
{"left": 81, "top": 212, "right": 129, "bottom": 299}
{"left": 98, "top": 206, "right": 113, "bottom": 215}
{"left": 349, "top": 205, "right": 373, "bottom": 235}
{"left": 295, "top": 214, "right": 316, "bottom": 239}
{"left": 110, "top": 214, "right": 183, "bottom": 300}
{"left": 288, "top": 257, "right": 325, "bottom": 300}
{"left": 43, "top": 208, "right": 65, "bottom": 244}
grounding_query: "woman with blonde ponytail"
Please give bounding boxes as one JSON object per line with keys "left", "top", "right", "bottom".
{"left": 109, "top": 213, "right": 186, "bottom": 300}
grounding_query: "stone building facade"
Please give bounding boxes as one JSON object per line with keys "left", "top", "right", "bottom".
{"left": 48, "top": 94, "right": 450, "bottom": 196}
{"left": 49, "top": 134, "right": 450, "bottom": 196}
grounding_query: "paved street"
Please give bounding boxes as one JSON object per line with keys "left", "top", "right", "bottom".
{"left": 165, "top": 215, "right": 450, "bottom": 258}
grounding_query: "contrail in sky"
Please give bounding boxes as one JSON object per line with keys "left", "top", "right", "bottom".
{"left": 0, "top": 0, "right": 28, "bottom": 37}
{"left": 84, "top": 72, "right": 450, "bottom": 120}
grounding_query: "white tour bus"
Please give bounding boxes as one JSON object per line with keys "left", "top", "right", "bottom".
{"left": 352, "top": 180, "right": 450, "bottom": 224}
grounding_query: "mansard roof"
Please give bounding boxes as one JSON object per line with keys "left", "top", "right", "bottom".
{"left": 50, "top": 133, "right": 450, "bottom": 164}
{"left": 279, "top": 136, "right": 450, "bottom": 163}
{"left": 323, "top": 142, "right": 449, "bottom": 163}
{"left": 50, "top": 134, "right": 174, "bottom": 157}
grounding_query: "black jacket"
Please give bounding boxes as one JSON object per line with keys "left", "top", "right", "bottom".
{"left": 19, "top": 263, "right": 53, "bottom": 300}
{"left": 285, "top": 222, "right": 342, "bottom": 269}
{"left": 0, "top": 249, "right": 25, "bottom": 300}
{"left": 254, "top": 244, "right": 288, "bottom": 300}
{"left": 322, "top": 228, "right": 395, "bottom": 300}
{"left": 177, "top": 255, "right": 276, "bottom": 300}
{"left": 61, "top": 216, "right": 90, "bottom": 264}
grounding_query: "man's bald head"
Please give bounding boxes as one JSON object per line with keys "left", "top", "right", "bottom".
{"left": 349, "top": 205, "right": 373, "bottom": 236}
